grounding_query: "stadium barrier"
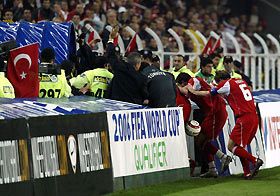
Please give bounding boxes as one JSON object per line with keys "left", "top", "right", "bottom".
{"left": 0, "top": 112, "right": 114, "bottom": 196}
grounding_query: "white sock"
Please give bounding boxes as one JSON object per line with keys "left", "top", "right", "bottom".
{"left": 208, "top": 161, "right": 216, "bottom": 171}
{"left": 215, "top": 149, "right": 225, "bottom": 159}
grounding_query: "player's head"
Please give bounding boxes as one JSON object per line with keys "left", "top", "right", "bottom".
{"left": 214, "top": 70, "right": 230, "bottom": 84}
{"left": 200, "top": 56, "right": 213, "bottom": 76}
{"left": 151, "top": 54, "right": 160, "bottom": 69}
{"left": 176, "top": 72, "right": 192, "bottom": 87}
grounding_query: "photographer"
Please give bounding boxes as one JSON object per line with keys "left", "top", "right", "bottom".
{"left": 76, "top": 30, "right": 97, "bottom": 74}
{"left": 0, "top": 57, "right": 15, "bottom": 98}
{"left": 39, "top": 48, "right": 71, "bottom": 98}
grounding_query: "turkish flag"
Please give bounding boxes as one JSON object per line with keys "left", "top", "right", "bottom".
{"left": 201, "top": 37, "right": 213, "bottom": 55}
{"left": 212, "top": 36, "right": 221, "bottom": 54}
{"left": 125, "top": 34, "right": 137, "bottom": 55}
{"left": 7, "top": 43, "right": 39, "bottom": 98}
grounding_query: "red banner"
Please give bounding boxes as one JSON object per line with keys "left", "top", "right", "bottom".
{"left": 7, "top": 43, "right": 39, "bottom": 98}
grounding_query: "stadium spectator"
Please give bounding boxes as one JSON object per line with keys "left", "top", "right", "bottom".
{"left": 187, "top": 70, "right": 264, "bottom": 180}
{"left": 39, "top": 48, "right": 71, "bottom": 98}
{"left": 2, "top": 9, "right": 13, "bottom": 22}
{"left": 178, "top": 73, "right": 231, "bottom": 178}
{"left": 172, "top": 55, "right": 195, "bottom": 79}
{"left": 21, "top": 7, "right": 32, "bottom": 22}
{"left": 32, "top": 0, "right": 54, "bottom": 23}
{"left": 105, "top": 26, "right": 149, "bottom": 105}
{"left": 142, "top": 54, "right": 177, "bottom": 108}
{"left": 11, "top": 0, "right": 23, "bottom": 22}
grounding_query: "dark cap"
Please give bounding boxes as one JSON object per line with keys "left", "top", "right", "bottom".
{"left": 223, "top": 55, "right": 233, "bottom": 64}
{"left": 184, "top": 55, "right": 189, "bottom": 62}
{"left": 141, "top": 49, "right": 153, "bottom": 60}
{"left": 233, "top": 60, "right": 242, "bottom": 69}
{"left": 151, "top": 54, "right": 160, "bottom": 62}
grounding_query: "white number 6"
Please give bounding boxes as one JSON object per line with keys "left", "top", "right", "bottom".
{"left": 239, "top": 84, "right": 252, "bottom": 101}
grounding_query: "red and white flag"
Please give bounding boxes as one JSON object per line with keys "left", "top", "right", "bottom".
{"left": 7, "top": 43, "right": 39, "bottom": 98}
{"left": 125, "top": 34, "right": 137, "bottom": 55}
{"left": 212, "top": 36, "right": 221, "bottom": 54}
{"left": 87, "top": 31, "right": 94, "bottom": 45}
{"left": 201, "top": 37, "right": 213, "bottom": 55}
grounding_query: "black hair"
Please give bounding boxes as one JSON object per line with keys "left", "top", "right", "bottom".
{"left": 176, "top": 72, "right": 192, "bottom": 84}
{"left": 233, "top": 60, "right": 242, "bottom": 69}
{"left": 61, "top": 60, "right": 73, "bottom": 76}
{"left": 41, "top": 47, "right": 55, "bottom": 63}
{"left": 209, "top": 53, "right": 221, "bottom": 59}
{"left": 200, "top": 56, "right": 213, "bottom": 68}
{"left": 94, "top": 56, "right": 108, "bottom": 68}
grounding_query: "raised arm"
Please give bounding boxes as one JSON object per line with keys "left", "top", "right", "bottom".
{"left": 186, "top": 84, "right": 211, "bottom": 97}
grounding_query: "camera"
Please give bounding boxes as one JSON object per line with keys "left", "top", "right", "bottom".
{"left": 38, "top": 63, "right": 61, "bottom": 75}
{"left": 0, "top": 40, "right": 17, "bottom": 72}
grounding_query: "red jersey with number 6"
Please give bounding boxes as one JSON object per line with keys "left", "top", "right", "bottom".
{"left": 211, "top": 78, "right": 256, "bottom": 117}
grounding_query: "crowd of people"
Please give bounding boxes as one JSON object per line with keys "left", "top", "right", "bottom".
{"left": 0, "top": 0, "right": 264, "bottom": 180}
{"left": 0, "top": 0, "right": 268, "bottom": 54}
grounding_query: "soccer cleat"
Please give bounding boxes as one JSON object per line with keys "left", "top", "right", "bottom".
{"left": 220, "top": 155, "right": 232, "bottom": 174}
{"left": 200, "top": 170, "right": 218, "bottom": 178}
{"left": 241, "top": 173, "right": 252, "bottom": 180}
{"left": 251, "top": 158, "right": 263, "bottom": 178}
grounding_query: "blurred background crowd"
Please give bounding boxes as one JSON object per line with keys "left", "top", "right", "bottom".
{"left": 0, "top": 0, "right": 270, "bottom": 55}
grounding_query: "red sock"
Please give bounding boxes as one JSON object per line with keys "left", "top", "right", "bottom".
{"left": 204, "top": 142, "right": 218, "bottom": 155}
{"left": 240, "top": 157, "right": 250, "bottom": 175}
{"left": 233, "top": 146, "right": 256, "bottom": 164}
{"left": 204, "top": 151, "right": 214, "bottom": 162}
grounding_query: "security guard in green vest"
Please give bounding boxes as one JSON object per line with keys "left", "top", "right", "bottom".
{"left": 70, "top": 56, "right": 113, "bottom": 98}
{"left": 39, "top": 48, "right": 71, "bottom": 98}
{"left": 195, "top": 55, "right": 215, "bottom": 84}
{"left": 172, "top": 54, "right": 195, "bottom": 79}
{"left": 0, "top": 72, "right": 15, "bottom": 98}
{"left": 217, "top": 55, "right": 242, "bottom": 79}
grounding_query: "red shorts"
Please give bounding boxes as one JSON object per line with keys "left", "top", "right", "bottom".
{"left": 201, "top": 108, "right": 228, "bottom": 140}
{"left": 230, "top": 113, "right": 259, "bottom": 147}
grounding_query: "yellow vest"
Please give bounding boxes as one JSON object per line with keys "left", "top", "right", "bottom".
{"left": 71, "top": 68, "right": 113, "bottom": 98}
{"left": 0, "top": 72, "right": 15, "bottom": 98}
{"left": 172, "top": 66, "right": 195, "bottom": 79}
{"left": 39, "top": 70, "right": 70, "bottom": 98}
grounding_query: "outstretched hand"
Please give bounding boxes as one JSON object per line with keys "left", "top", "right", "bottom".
{"left": 109, "top": 26, "right": 119, "bottom": 40}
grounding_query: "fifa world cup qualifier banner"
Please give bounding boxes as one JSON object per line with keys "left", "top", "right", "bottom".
{"left": 107, "top": 107, "right": 189, "bottom": 177}
{"left": 258, "top": 102, "right": 280, "bottom": 169}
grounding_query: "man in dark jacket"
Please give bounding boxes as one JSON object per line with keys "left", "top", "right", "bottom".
{"left": 142, "top": 54, "right": 177, "bottom": 108}
{"left": 105, "top": 26, "right": 149, "bottom": 105}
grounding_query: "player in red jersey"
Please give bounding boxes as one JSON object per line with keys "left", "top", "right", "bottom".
{"left": 177, "top": 72, "right": 231, "bottom": 178}
{"left": 187, "top": 70, "right": 263, "bottom": 180}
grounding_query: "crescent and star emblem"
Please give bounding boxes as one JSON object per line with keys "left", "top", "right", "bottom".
{"left": 13, "top": 54, "right": 32, "bottom": 79}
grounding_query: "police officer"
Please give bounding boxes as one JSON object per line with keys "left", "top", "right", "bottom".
{"left": 142, "top": 54, "right": 177, "bottom": 108}
{"left": 70, "top": 56, "right": 113, "bottom": 98}
{"left": 0, "top": 58, "right": 15, "bottom": 98}
{"left": 172, "top": 54, "right": 195, "bottom": 79}
{"left": 39, "top": 48, "right": 71, "bottom": 98}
